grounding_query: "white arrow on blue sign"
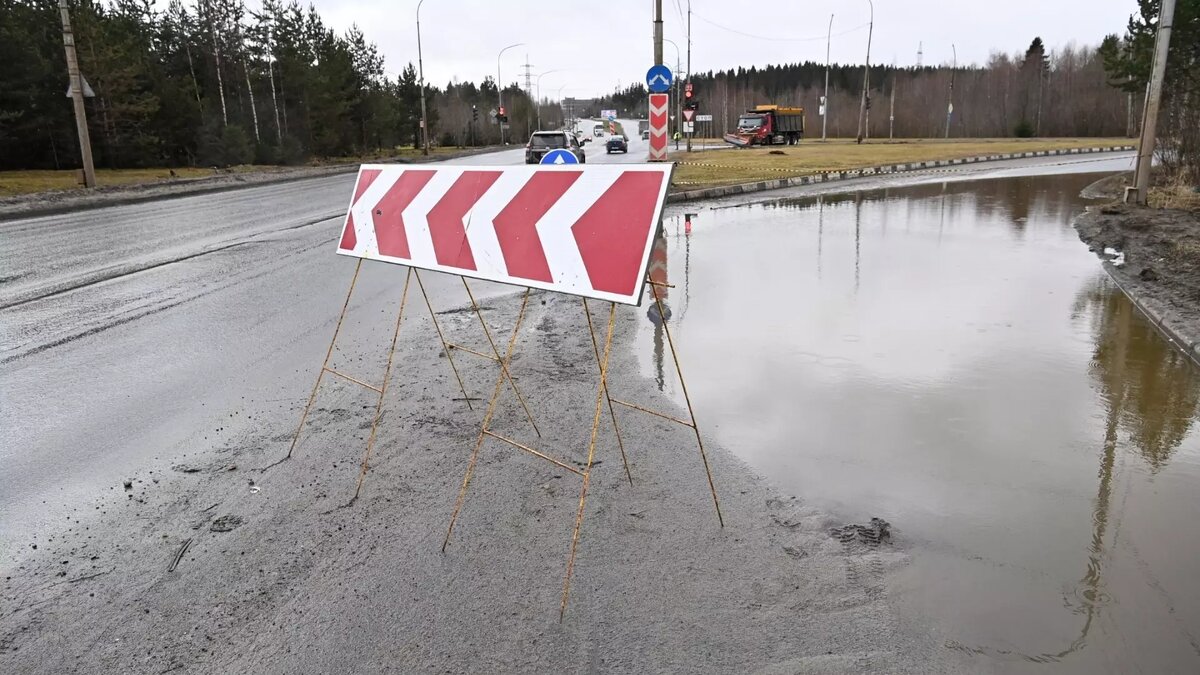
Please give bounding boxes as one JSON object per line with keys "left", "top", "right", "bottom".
{"left": 540, "top": 149, "right": 579, "bottom": 165}
{"left": 646, "top": 64, "right": 672, "bottom": 93}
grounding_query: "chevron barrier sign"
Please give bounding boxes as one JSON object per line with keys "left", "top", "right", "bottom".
{"left": 337, "top": 164, "right": 675, "bottom": 305}
{"left": 648, "top": 93, "right": 669, "bottom": 161}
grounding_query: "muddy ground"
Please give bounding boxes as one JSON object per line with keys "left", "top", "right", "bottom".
{"left": 1075, "top": 175, "right": 1200, "bottom": 355}
{"left": 0, "top": 290, "right": 972, "bottom": 674}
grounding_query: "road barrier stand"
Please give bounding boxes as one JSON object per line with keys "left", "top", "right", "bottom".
{"left": 281, "top": 162, "right": 721, "bottom": 618}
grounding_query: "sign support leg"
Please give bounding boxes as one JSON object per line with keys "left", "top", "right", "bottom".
{"left": 463, "top": 278, "right": 541, "bottom": 438}
{"left": 648, "top": 279, "right": 723, "bottom": 527}
{"left": 284, "top": 258, "right": 364, "bottom": 461}
{"left": 560, "top": 300, "right": 617, "bottom": 619}
{"left": 349, "top": 267, "right": 413, "bottom": 503}
{"left": 582, "top": 298, "right": 632, "bottom": 486}
{"left": 442, "top": 289, "right": 532, "bottom": 552}
{"left": 414, "top": 269, "right": 474, "bottom": 410}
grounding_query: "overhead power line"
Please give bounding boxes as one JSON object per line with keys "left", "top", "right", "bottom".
{"left": 691, "top": 11, "right": 870, "bottom": 43}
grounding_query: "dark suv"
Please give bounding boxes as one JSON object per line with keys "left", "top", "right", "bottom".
{"left": 525, "top": 131, "right": 587, "bottom": 164}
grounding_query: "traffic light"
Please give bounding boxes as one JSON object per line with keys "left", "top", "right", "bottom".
{"left": 472, "top": 105, "right": 478, "bottom": 122}
{"left": 685, "top": 100, "right": 699, "bottom": 111}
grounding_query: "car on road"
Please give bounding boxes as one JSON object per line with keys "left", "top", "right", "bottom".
{"left": 641, "top": 129, "right": 650, "bottom": 140}
{"left": 525, "top": 130, "right": 587, "bottom": 164}
{"left": 593, "top": 123, "right": 605, "bottom": 137}
{"left": 606, "top": 135, "right": 628, "bottom": 154}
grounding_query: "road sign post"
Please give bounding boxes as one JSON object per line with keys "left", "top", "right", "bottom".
{"left": 648, "top": 93, "right": 669, "bottom": 161}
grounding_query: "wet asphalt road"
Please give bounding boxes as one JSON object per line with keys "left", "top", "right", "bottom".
{"left": 0, "top": 122, "right": 649, "bottom": 545}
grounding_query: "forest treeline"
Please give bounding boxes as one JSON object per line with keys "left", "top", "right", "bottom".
{"left": 0, "top": 0, "right": 556, "bottom": 170}
{"left": 1, "top": 0, "right": 1194, "bottom": 177}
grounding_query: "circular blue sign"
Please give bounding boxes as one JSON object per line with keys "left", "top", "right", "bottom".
{"left": 646, "top": 64, "right": 673, "bottom": 93}
{"left": 540, "top": 148, "right": 579, "bottom": 165}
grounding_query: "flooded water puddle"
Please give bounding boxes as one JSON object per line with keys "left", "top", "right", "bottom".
{"left": 641, "top": 174, "right": 1200, "bottom": 671}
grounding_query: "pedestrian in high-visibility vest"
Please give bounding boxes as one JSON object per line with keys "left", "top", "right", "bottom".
{"left": 673, "top": 130, "right": 681, "bottom": 150}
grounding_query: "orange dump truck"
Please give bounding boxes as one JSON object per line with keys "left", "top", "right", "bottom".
{"left": 724, "top": 105, "right": 806, "bottom": 147}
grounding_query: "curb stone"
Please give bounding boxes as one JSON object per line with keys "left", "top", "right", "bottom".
{"left": 1099, "top": 264, "right": 1200, "bottom": 368}
{"left": 665, "top": 144, "right": 1136, "bottom": 204}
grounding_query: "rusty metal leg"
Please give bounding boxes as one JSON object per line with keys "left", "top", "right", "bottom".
{"left": 442, "top": 288, "right": 532, "bottom": 552}
{"left": 583, "top": 298, "right": 632, "bottom": 486}
{"left": 349, "top": 267, "right": 413, "bottom": 504}
{"left": 283, "top": 259, "right": 364, "bottom": 462}
{"left": 415, "top": 270, "right": 474, "bottom": 411}
{"left": 649, "top": 277, "right": 724, "bottom": 527}
{"left": 560, "top": 301, "right": 617, "bottom": 620}
{"left": 462, "top": 278, "right": 541, "bottom": 438}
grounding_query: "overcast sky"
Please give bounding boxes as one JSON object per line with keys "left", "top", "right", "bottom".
{"left": 310, "top": 0, "right": 1138, "bottom": 98}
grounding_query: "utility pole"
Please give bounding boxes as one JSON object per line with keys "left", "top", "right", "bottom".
{"left": 855, "top": 0, "right": 874, "bottom": 143}
{"left": 1130, "top": 0, "right": 1176, "bottom": 205}
{"left": 822, "top": 14, "right": 833, "bottom": 141}
{"left": 58, "top": 0, "right": 95, "bottom": 188}
{"left": 945, "top": 44, "right": 956, "bottom": 139}
{"left": 653, "top": 0, "right": 663, "bottom": 66}
{"left": 416, "top": 0, "right": 429, "bottom": 155}
{"left": 685, "top": 0, "right": 692, "bottom": 152}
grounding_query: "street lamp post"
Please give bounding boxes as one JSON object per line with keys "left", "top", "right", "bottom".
{"left": 823, "top": 13, "right": 833, "bottom": 142}
{"left": 855, "top": 0, "right": 874, "bottom": 143}
{"left": 535, "top": 70, "right": 561, "bottom": 130}
{"left": 416, "top": 0, "right": 429, "bottom": 155}
{"left": 497, "top": 42, "right": 524, "bottom": 145}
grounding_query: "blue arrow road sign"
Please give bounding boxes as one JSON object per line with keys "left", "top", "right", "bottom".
{"left": 646, "top": 64, "right": 672, "bottom": 93}
{"left": 540, "top": 149, "right": 579, "bottom": 165}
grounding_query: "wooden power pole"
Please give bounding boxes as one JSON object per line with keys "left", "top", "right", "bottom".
{"left": 58, "top": 0, "right": 96, "bottom": 188}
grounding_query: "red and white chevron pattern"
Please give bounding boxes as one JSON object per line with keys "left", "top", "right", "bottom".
{"left": 337, "top": 164, "right": 674, "bottom": 305}
{"left": 648, "top": 93, "right": 669, "bottom": 162}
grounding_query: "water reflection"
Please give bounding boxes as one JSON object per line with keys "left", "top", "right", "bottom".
{"left": 753, "top": 176, "right": 1085, "bottom": 238}
{"left": 647, "top": 171, "right": 1200, "bottom": 670}
{"left": 1077, "top": 283, "right": 1200, "bottom": 472}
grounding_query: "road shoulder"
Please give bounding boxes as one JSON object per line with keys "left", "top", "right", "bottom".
{"left": 1075, "top": 197, "right": 1200, "bottom": 365}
